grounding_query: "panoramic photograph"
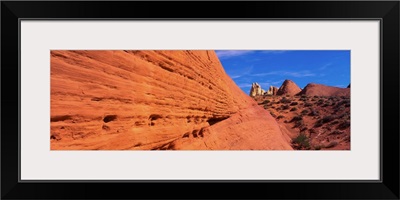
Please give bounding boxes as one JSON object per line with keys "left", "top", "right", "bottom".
{"left": 50, "top": 50, "right": 350, "bottom": 150}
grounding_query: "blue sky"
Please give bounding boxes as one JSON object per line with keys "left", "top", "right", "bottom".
{"left": 215, "top": 50, "right": 350, "bottom": 94}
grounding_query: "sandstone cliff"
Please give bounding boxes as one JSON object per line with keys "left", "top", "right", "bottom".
{"left": 50, "top": 50, "right": 292, "bottom": 150}
{"left": 249, "top": 82, "right": 265, "bottom": 97}
{"left": 266, "top": 86, "right": 278, "bottom": 95}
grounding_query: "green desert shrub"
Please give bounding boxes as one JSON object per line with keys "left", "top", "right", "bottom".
{"left": 304, "top": 102, "right": 313, "bottom": 107}
{"left": 308, "top": 109, "right": 319, "bottom": 116}
{"left": 322, "top": 103, "right": 331, "bottom": 107}
{"left": 315, "top": 115, "right": 337, "bottom": 127}
{"left": 322, "top": 115, "right": 337, "bottom": 123}
{"left": 300, "top": 126, "right": 308, "bottom": 132}
{"left": 301, "top": 110, "right": 309, "bottom": 115}
{"left": 337, "top": 120, "right": 350, "bottom": 129}
{"left": 281, "top": 105, "right": 290, "bottom": 110}
{"left": 262, "top": 100, "right": 270, "bottom": 104}
{"left": 293, "top": 120, "right": 304, "bottom": 128}
{"left": 292, "top": 133, "right": 311, "bottom": 150}
{"left": 280, "top": 97, "right": 292, "bottom": 104}
{"left": 314, "top": 145, "right": 322, "bottom": 150}
{"left": 290, "top": 115, "right": 303, "bottom": 122}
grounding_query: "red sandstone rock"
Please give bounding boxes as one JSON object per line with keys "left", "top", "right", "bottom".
{"left": 276, "top": 79, "right": 302, "bottom": 96}
{"left": 50, "top": 50, "right": 292, "bottom": 150}
{"left": 298, "top": 83, "right": 350, "bottom": 97}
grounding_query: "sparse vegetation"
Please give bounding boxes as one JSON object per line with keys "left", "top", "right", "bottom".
{"left": 321, "top": 115, "right": 337, "bottom": 123}
{"left": 254, "top": 92, "right": 350, "bottom": 151}
{"left": 308, "top": 109, "right": 319, "bottom": 116}
{"left": 290, "top": 115, "right": 303, "bottom": 122}
{"left": 330, "top": 120, "right": 339, "bottom": 125}
{"left": 314, "top": 145, "right": 322, "bottom": 150}
{"left": 269, "top": 111, "right": 277, "bottom": 118}
{"left": 315, "top": 115, "right": 336, "bottom": 127}
{"left": 301, "top": 110, "right": 309, "bottom": 115}
{"left": 293, "top": 120, "right": 304, "bottom": 128}
{"left": 277, "top": 115, "right": 285, "bottom": 119}
{"left": 300, "top": 126, "right": 308, "bottom": 132}
{"left": 292, "top": 133, "right": 311, "bottom": 150}
{"left": 280, "top": 97, "right": 292, "bottom": 104}
{"left": 304, "top": 102, "right": 313, "bottom": 107}
{"left": 262, "top": 100, "right": 270, "bottom": 104}
{"left": 322, "top": 103, "right": 331, "bottom": 107}
{"left": 281, "top": 105, "right": 290, "bottom": 110}
{"left": 337, "top": 120, "right": 350, "bottom": 130}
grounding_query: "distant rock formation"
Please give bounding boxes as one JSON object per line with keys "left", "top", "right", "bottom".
{"left": 277, "top": 79, "right": 302, "bottom": 96}
{"left": 249, "top": 82, "right": 265, "bottom": 97}
{"left": 347, "top": 84, "right": 350, "bottom": 88}
{"left": 265, "top": 86, "right": 279, "bottom": 95}
{"left": 298, "top": 83, "right": 350, "bottom": 97}
{"left": 50, "top": 50, "right": 292, "bottom": 150}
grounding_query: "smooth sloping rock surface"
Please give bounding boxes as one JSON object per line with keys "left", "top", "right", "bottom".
{"left": 276, "top": 79, "right": 302, "bottom": 96}
{"left": 50, "top": 50, "right": 292, "bottom": 150}
{"left": 298, "top": 83, "right": 350, "bottom": 97}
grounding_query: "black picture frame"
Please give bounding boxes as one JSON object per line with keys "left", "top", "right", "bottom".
{"left": 1, "top": 1, "right": 399, "bottom": 199}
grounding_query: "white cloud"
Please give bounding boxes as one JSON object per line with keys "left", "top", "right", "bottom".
{"left": 251, "top": 70, "right": 316, "bottom": 78}
{"left": 228, "top": 66, "right": 253, "bottom": 79}
{"left": 215, "top": 50, "right": 255, "bottom": 59}
{"left": 318, "top": 63, "right": 332, "bottom": 70}
{"left": 251, "top": 71, "right": 280, "bottom": 77}
{"left": 284, "top": 71, "right": 316, "bottom": 77}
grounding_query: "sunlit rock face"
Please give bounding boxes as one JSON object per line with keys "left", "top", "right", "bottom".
{"left": 249, "top": 82, "right": 266, "bottom": 97}
{"left": 298, "top": 83, "right": 350, "bottom": 97}
{"left": 50, "top": 50, "right": 292, "bottom": 150}
{"left": 265, "top": 86, "right": 278, "bottom": 95}
{"left": 276, "top": 79, "right": 302, "bottom": 96}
